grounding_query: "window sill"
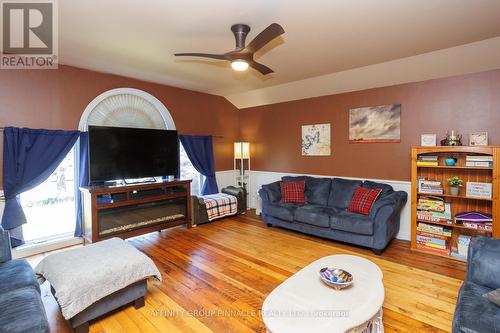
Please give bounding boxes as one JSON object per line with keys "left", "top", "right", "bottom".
{"left": 12, "top": 235, "right": 83, "bottom": 259}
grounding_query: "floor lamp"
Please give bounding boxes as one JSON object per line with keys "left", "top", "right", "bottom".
{"left": 234, "top": 142, "right": 250, "bottom": 207}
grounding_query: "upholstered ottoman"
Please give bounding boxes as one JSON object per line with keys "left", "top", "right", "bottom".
{"left": 35, "top": 238, "right": 162, "bottom": 333}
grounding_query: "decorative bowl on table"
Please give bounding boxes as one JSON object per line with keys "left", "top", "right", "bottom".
{"left": 319, "top": 267, "right": 353, "bottom": 290}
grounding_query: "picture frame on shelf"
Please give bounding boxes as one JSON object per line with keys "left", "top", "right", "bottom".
{"left": 421, "top": 134, "right": 437, "bottom": 147}
{"left": 469, "top": 132, "right": 488, "bottom": 146}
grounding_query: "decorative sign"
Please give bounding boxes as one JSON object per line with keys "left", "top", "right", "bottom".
{"left": 301, "top": 123, "right": 331, "bottom": 156}
{"left": 466, "top": 181, "right": 492, "bottom": 199}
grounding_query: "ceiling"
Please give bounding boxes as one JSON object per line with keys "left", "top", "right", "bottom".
{"left": 59, "top": 0, "right": 500, "bottom": 99}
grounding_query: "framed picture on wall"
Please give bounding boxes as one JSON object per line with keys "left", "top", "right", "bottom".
{"left": 301, "top": 123, "right": 331, "bottom": 156}
{"left": 349, "top": 104, "right": 401, "bottom": 143}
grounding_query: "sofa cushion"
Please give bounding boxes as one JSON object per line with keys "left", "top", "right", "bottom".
{"left": 362, "top": 180, "right": 394, "bottom": 196}
{"left": 453, "top": 282, "right": 500, "bottom": 333}
{"left": 330, "top": 211, "right": 374, "bottom": 235}
{"left": 0, "top": 259, "right": 39, "bottom": 294}
{"left": 327, "top": 178, "right": 363, "bottom": 210}
{"left": 262, "top": 181, "right": 282, "bottom": 203}
{"left": 0, "top": 288, "right": 50, "bottom": 333}
{"left": 280, "top": 181, "right": 305, "bottom": 203}
{"left": 304, "top": 177, "right": 331, "bottom": 206}
{"left": 282, "top": 176, "right": 307, "bottom": 182}
{"left": 265, "top": 203, "right": 301, "bottom": 222}
{"left": 469, "top": 237, "right": 500, "bottom": 290}
{"left": 294, "top": 205, "right": 339, "bottom": 228}
{"left": 484, "top": 288, "right": 500, "bottom": 307}
{"left": 347, "top": 187, "right": 382, "bottom": 215}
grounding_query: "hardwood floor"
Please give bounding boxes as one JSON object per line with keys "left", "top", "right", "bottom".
{"left": 35, "top": 211, "right": 466, "bottom": 332}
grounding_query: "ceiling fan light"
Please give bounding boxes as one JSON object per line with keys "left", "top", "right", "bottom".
{"left": 231, "top": 60, "right": 249, "bottom": 71}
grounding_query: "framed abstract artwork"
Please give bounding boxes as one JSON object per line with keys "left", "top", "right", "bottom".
{"left": 349, "top": 104, "right": 401, "bottom": 143}
{"left": 301, "top": 123, "right": 331, "bottom": 156}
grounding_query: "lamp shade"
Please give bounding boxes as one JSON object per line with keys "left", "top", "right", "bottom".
{"left": 234, "top": 142, "right": 250, "bottom": 159}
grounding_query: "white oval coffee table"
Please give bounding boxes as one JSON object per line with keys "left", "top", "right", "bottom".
{"left": 262, "top": 254, "right": 384, "bottom": 333}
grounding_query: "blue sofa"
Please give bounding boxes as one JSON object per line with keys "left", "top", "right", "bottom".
{"left": 453, "top": 237, "right": 500, "bottom": 332}
{"left": 259, "top": 176, "right": 407, "bottom": 253}
{"left": 0, "top": 227, "right": 50, "bottom": 333}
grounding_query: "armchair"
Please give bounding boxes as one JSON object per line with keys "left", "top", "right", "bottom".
{"left": 452, "top": 237, "right": 500, "bottom": 332}
{"left": 0, "top": 226, "right": 50, "bottom": 333}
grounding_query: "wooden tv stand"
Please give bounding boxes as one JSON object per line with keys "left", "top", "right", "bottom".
{"left": 80, "top": 179, "right": 192, "bottom": 243}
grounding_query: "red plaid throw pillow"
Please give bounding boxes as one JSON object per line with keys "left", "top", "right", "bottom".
{"left": 280, "top": 181, "right": 305, "bottom": 203}
{"left": 347, "top": 187, "right": 382, "bottom": 215}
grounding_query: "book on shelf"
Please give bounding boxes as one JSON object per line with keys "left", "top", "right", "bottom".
{"left": 416, "top": 243, "right": 450, "bottom": 256}
{"left": 455, "top": 211, "right": 492, "bottom": 223}
{"left": 416, "top": 235, "right": 446, "bottom": 247}
{"left": 466, "top": 155, "right": 493, "bottom": 161}
{"left": 465, "top": 161, "right": 493, "bottom": 167}
{"left": 417, "top": 161, "right": 439, "bottom": 166}
{"left": 462, "top": 222, "right": 493, "bottom": 231}
{"left": 417, "top": 196, "right": 445, "bottom": 212}
{"left": 417, "top": 222, "right": 452, "bottom": 237}
{"left": 417, "top": 203, "right": 452, "bottom": 223}
{"left": 417, "top": 155, "right": 439, "bottom": 166}
{"left": 465, "top": 155, "right": 493, "bottom": 167}
{"left": 455, "top": 211, "right": 493, "bottom": 231}
{"left": 417, "top": 231, "right": 450, "bottom": 239}
{"left": 418, "top": 155, "right": 439, "bottom": 161}
{"left": 418, "top": 179, "right": 444, "bottom": 194}
{"left": 417, "top": 242, "right": 447, "bottom": 250}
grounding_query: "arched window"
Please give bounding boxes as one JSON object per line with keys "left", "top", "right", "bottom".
{"left": 78, "top": 88, "right": 175, "bottom": 130}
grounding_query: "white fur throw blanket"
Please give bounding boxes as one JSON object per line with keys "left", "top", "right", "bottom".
{"left": 35, "top": 238, "right": 162, "bottom": 320}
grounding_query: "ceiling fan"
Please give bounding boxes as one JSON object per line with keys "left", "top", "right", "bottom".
{"left": 174, "top": 23, "right": 285, "bottom": 75}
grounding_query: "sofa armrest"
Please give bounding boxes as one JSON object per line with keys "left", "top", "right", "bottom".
{"left": 370, "top": 191, "right": 408, "bottom": 250}
{"left": 191, "top": 195, "right": 209, "bottom": 225}
{"left": 369, "top": 191, "right": 407, "bottom": 220}
{"left": 259, "top": 181, "right": 281, "bottom": 203}
{"left": 0, "top": 226, "right": 12, "bottom": 263}
{"left": 222, "top": 186, "right": 246, "bottom": 213}
{"left": 466, "top": 237, "right": 500, "bottom": 289}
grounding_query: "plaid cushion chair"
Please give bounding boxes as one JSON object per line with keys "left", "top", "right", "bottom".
{"left": 347, "top": 187, "right": 382, "bottom": 215}
{"left": 280, "top": 181, "right": 306, "bottom": 203}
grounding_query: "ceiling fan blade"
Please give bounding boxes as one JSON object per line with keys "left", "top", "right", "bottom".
{"left": 249, "top": 61, "right": 274, "bottom": 75}
{"left": 174, "top": 53, "right": 227, "bottom": 60}
{"left": 245, "top": 23, "right": 285, "bottom": 53}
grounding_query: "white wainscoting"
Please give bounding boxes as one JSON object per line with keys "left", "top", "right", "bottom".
{"left": 215, "top": 170, "right": 236, "bottom": 191}
{"left": 245, "top": 170, "right": 411, "bottom": 241}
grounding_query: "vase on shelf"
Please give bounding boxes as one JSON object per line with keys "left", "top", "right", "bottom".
{"left": 445, "top": 158, "right": 456, "bottom": 166}
{"left": 449, "top": 186, "right": 459, "bottom": 196}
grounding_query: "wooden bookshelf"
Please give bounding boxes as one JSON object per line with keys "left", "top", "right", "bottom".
{"left": 411, "top": 146, "right": 500, "bottom": 261}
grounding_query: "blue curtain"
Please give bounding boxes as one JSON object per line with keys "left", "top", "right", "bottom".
{"left": 2, "top": 127, "right": 80, "bottom": 247}
{"left": 74, "top": 132, "right": 89, "bottom": 237}
{"left": 179, "top": 135, "right": 218, "bottom": 195}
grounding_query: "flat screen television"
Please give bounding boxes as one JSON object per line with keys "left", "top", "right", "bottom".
{"left": 88, "top": 126, "right": 179, "bottom": 184}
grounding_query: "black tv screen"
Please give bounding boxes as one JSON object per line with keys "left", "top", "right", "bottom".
{"left": 88, "top": 126, "right": 179, "bottom": 183}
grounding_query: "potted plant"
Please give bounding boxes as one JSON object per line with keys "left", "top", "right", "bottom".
{"left": 447, "top": 176, "right": 463, "bottom": 196}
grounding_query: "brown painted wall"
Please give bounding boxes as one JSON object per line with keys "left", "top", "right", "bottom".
{"left": 0, "top": 65, "right": 239, "bottom": 188}
{"left": 239, "top": 70, "right": 500, "bottom": 181}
